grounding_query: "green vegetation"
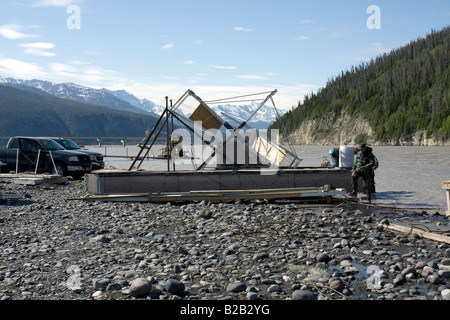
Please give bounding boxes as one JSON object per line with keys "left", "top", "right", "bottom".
{"left": 271, "top": 26, "right": 450, "bottom": 143}
{"left": 354, "top": 133, "right": 369, "bottom": 145}
{"left": 0, "top": 85, "right": 159, "bottom": 138}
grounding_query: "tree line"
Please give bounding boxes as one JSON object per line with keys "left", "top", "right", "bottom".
{"left": 271, "top": 26, "right": 450, "bottom": 143}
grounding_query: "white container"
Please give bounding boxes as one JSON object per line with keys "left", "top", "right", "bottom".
{"left": 339, "top": 145, "right": 354, "bottom": 168}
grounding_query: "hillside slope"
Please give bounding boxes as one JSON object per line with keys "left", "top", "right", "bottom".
{"left": 0, "top": 85, "right": 158, "bottom": 139}
{"left": 0, "top": 77, "right": 151, "bottom": 115}
{"left": 271, "top": 26, "right": 450, "bottom": 146}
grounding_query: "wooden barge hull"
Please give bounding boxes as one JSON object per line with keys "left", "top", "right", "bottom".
{"left": 85, "top": 167, "right": 353, "bottom": 196}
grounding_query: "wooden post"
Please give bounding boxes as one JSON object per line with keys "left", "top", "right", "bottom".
{"left": 442, "top": 180, "right": 450, "bottom": 218}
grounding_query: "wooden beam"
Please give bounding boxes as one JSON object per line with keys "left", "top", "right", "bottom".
{"left": 379, "top": 222, "right": 450, "bottom": 244}
{"left": 71, "top": 186, "right": 337, "bottom": 203}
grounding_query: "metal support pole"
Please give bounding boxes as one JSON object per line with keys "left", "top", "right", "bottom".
{"left": 129, "top": 107, "right": 168, "bottom": 170}
{"left": 49, "top": 151, "right": 57, "bottom": 175}
{"left": 15, "top": 148, "right": 19, "bottom": 174}
{"left": 35, "top": 149, "right": 41, "bottom": 175}
{"left": 135, "top": 110, "right": 170, "bottom": 169}
{"left": 240, "top": 90, "right": 277, "bottom": 128}
{"left": 170, "top": 100, "right": 176, "bottom": 171}
{"left": 165, "top": 96, "right": 170, "bottom": 172}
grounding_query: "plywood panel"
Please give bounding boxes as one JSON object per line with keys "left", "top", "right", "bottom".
{"left": 189, "top": 104, "right": 223, "bottom": 130}
{"left": 252, "top": 136, "right": 286, "bottom": 166}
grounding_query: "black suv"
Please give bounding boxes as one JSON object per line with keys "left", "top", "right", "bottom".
{"left": 0, "top": 136, "right": 92, "bottom": 179}
{"left": 51, "top": 138, "right": 105, "bottom": 170}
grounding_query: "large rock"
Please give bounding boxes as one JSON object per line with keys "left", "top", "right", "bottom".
{"left": 129, "top": 278, "right": 152, "bottom": 298}
{"left": 165, "top": 278, "right": 185, "bottom": 295}
{"left": 441, "top": 289, "right": 450, "bottom": 300}
{"left": 226, "top": 281, "right": 246, "bottom": 293}
{"left": 329, "top": 279, "right": 345, "bottom": 292}
{"left": 292, "top": 290, "right": 317, "bottom": 300}
{"left": 316, "top": 253, "right": 332, "bottom": 263}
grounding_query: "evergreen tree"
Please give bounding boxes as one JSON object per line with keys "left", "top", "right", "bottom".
{"left": 271, "top": 26, "right": 450, "bottom": 143}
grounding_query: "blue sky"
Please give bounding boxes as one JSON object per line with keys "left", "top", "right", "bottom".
{"left": 0, "top": 0, "right": 449, "bottom": 109}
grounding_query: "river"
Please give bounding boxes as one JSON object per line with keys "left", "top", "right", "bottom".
{"left": 87, "top": 144, "right": 450, "bottom": 214}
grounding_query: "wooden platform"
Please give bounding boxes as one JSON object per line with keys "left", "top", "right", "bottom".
{"left": 0, "top": 173, "right": 68, "bottom": 185}
{"left": 85, "top": 167, "right": 355, "bottom": 197}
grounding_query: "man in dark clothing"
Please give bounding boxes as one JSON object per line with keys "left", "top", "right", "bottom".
{"left": 351, "top": 143, "right": 375, "bottom": 203}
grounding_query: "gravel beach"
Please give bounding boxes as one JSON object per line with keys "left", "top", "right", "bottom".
{"left": 1, "top": 176, "right": 450, "bottom": 302}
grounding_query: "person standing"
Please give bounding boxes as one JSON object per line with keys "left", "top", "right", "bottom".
{"left": 351, "top": 143, "right": 375, "bottom": 203}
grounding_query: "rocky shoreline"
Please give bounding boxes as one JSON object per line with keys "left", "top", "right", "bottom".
{"left": 1, "top": 177, "right": 450, "bottom": 301}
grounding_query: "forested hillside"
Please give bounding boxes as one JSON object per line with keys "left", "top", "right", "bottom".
{"left": 0, "top": 85, "right": 158, "bottom": 139}
{"left": 271, "top": 26, "right": 450, "bottom": 145}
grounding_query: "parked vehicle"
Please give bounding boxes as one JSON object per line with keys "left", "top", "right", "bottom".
{"left": 51, "top": 137, "right": 105, "bottom": 170}
{"left": 0, "top": 136, "right": 92, "bottom": 179}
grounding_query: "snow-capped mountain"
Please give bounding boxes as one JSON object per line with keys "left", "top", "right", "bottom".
{"left": 212, "top": 102, "right": 283, "bottom": 129}
{"left": 105, "top": 89, "right": 283, "bottom": 129}
{"left": 0, "top": 76, "right": 151, "bottom": 115}
{"left": 1, "top": 76, "right": 284, "bottom": 129}
{"left": 102, "top": 88, "right": 163, "bottom": 116}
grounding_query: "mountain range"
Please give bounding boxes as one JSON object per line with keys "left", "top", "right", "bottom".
{"left": 0, "top": 77, "right": 283, "bottom": 130}
{"left": 0, "top": 84, "right": 160, "bottom": 142}
{"left": 103, "top": 87, "right": 283, "bottom": 129}
{"left": 0, "top": 77, "right": 155, "bottom": 116}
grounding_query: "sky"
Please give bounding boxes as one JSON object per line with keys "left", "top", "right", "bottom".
{"left": 0, "top": 0, "right": 449, "bottom": 110}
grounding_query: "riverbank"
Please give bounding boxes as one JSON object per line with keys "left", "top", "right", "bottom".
{"left": 1, "top": 177, "right": 449, "bottom": 301}
{"left": 88, "top": 144, "right": 450, "bottom": 211}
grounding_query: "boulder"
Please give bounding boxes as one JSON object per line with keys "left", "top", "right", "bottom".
{"left": 129, "top": 278, "right": 152, "bottom": 298}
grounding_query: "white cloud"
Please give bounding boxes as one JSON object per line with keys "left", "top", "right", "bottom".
{"left": 20, "top": 42, "right": 56, "bottom": 57}
{"left": 364, "top": 42, "right": 391, "bottom": 54}
{"left": 211, "top": 65, "right": 236, "bottom": 70}
{"left": 295, "top": 36, "right": 309, "bottom": 40}
{"left": 27, "top": 0, "right": 83, "bottom": 7}
{"left": 0, "top": 24, "right": 39, "bottom": 40}
{"left": 182, "top": 60, "right": 196, "bottom": 65}
{"left": 108, "top": 81, "right": 318, "bottom": 111}
{"left": 161, "top": 43, "right": 175, "bottom": 51}
{"left": 49, "top": 62, "right": 76, "bottom": 75}
{"left": 49, "top": 62, "right": 120, "bottom": 84}
{"left": 301, "top": 20, "right": 314, "bottom": 24}
{"left": 234, "top": 26, "right": 252, "bottom": 32}
{"left": 0, "top": 57, "right": 47, "bottom": 79}
{"left": 330, "top": 31, "right": 344, "bottom": 38}
{"left": 237, "top": 74, "right": 267, "bottom": 80}
{"left": 71, "top": 60, "right": 90, "bottom": 65}
{"left": 341, "top": 43, "right": 391, "bottom": 62}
